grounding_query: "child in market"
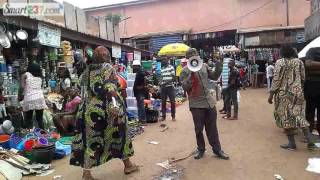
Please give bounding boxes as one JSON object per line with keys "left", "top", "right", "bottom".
{"left": 0, "top": 88, "right": 7, "bottom": 123}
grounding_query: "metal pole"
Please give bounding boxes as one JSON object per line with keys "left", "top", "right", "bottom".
{"left": 286, "top": 0, "right": 289, "bottom": 26}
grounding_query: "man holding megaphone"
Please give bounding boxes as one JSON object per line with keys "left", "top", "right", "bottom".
{"left": 180, "top": 48, "right": 229, "bottom": 160}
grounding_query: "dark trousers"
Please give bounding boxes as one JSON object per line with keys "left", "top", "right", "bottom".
{"left": 226, "top": 88, "right": 238, "bottom": 118}
{"left": 136, "top": 95, "right": 146, "bottom": 122}
{"left": 24, "top": 109, "right": 44, "bottom": 129}
{"left": 161, "top": 86, "right": 176, "bottom": 119}
{"left": 190, "top": 108, "right": 221, "bottom": 152}
{"left": 306, "top": 94, "right": 320, "bottom": 134}
{"left": 221, "top": 88, "right": 228, "bottom": 111}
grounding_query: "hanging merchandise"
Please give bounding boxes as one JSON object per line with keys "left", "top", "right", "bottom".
{"left": 247, "top": 48, "right": 280, "bottom": 61}
{"left": 61, "top": 40, "right": 74, "bottom": 64}
{"left": 127, "top": 53, "right": 134, "bottom": 62}
{"left": 134, "top": 51, "right": 141, "bottom": 62}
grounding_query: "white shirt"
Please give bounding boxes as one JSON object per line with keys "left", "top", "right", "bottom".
{"left": 266, "top": 65, "right": 274, "bottom": 78}
{"left": 62, "top": 78, "right": 71, "bottom": 90}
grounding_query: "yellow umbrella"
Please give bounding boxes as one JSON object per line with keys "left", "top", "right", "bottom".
{"left": 158, "top": 43, "right": 190, "bottom": 56}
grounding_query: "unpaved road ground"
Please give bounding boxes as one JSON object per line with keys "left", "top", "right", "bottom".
{"left": 25, "top": 89, "right": 320, "bottom": 180}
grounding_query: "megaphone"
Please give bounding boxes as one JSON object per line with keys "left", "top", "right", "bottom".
{"left": 187, "top": 56, "right": 203, "bottom": 72}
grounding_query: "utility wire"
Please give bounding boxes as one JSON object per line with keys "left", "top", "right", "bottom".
{"left": 196, "top": 0, "right": 276, "bottom": 33}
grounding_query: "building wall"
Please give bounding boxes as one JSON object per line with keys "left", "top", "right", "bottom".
{"left": 86, "top": 0, "right": 311, "bottom": 38}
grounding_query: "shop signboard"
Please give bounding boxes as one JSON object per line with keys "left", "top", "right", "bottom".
{"left": 134, "top": 51, "right": 141, "bottom": 62}
{"left": 38, "top": 23, "right": 61, "bottom": 48}
{"left": 296, "top": 31, "right": 305, "bottom": 43}
{"left": 245, "top": 36, "right": 260, "bottom": 47}
{"left": 112, "top": 45, "right": 121, "bottom": 58}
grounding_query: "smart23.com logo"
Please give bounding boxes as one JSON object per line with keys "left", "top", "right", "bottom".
{"left": 3, "top": 3, "right": 64, "bottom": 16}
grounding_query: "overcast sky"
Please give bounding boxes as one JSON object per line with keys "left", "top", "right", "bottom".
{"left": 56, "top": 0, "right": 136, "bottom": 9}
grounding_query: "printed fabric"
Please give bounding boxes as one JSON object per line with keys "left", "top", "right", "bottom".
{"left": 70, "top": 63, "right": 134, "bottom": 168}
{"left": 271, "top": 58, "right": 309, "bottom": 129}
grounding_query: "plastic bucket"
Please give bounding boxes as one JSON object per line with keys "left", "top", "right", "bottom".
{"left": 9, "top": 134, "right": 23, "bottom": 149}
{"left": 32, "top": 145, "right": 55, "bottom": 164}
{"left": 0, "top": 135, "right": 10, "bottom": 149}
{"left": 37, "top": 137, "right": 48, "bottom": 146}
{"left": 24, "top": 139, "right": 36, "bottom": 151}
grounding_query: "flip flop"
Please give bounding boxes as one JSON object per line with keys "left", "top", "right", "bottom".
{"left": 222, "top": 116, "right": 230, "bottom": 119}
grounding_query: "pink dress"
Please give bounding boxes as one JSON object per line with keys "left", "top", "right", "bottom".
{"left": 22, "top": 72, "right": 48, "bottom": 111}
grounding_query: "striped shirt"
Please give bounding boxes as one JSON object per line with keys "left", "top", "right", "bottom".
{"left": 221, "top": 58, "right": 231, "bottom": 89}
{"left": 161, "top": 65, "right": 175, "bottom": 87}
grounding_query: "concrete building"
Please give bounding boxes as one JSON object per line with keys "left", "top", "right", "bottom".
{"left": 85, "top": 0, "right": 311, "bottom": 52}
{"left": 305, "top": 0, "right": 320, "bottom": 41}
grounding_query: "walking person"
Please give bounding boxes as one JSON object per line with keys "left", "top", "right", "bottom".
{"left": 239, "top": 66, "right": 246, "bottom": 90}
{"left": 180, "top": 48, "right": 229, "bottom": 160}
{"left": 21, "top": 63, "right": 48, "bottom": 129}
{"left": 268, "top": 46, "right": 315, "bottom": 151}
{"left": 160, "top": 57, "right": 176, "bottom": 121}
{"left": 70, "top": 46, "right": 138, "bottom": 180}
{"left": 219, "top": 54, "right": 231, "bottom": 114}
{"left": 266, "top": 62, "right": 275, "bottom": 92}
{"left": 223, "top": 60, "right": 240, "bottom": 120}
{"left": 304, "top": 47, "right": 320, "bottom": 138}
{"left": 133, "top": 60, "right": 148, "bottom": 123}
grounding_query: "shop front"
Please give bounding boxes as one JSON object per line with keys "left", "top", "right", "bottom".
{"left": 237, "top": 26, "right": 306, "bottom": 88}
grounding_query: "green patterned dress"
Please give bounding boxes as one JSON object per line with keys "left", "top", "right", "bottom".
{"left": 70, "top": 63, "right": 134, "bottom": 168}
{"left": 271, "top": 58, "right": 309, "bottom": 129}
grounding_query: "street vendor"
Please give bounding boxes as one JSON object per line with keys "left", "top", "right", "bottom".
{"left": 53, "top": 88, "right": 81, "bottom": 134}
{"left": 180, "top": 48, "right": 229, "bottom": 160}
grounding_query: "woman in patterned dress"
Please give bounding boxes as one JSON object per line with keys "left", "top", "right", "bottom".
{"left": 268, "top": 46, "right": 315, "bottom": 151}
{"left": 70, "top": 46, "right": 138, "bottom": 180}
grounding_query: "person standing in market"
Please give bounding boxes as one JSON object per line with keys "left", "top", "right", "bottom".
{"left": 219, "top": 54, "right": 231, "bottom": 114}
{"left": 180, "top": 48, "right": 229, "bottom": 160}
{"left": 268, "top": 46, "right": 315, "bottom": 151}
{"left": 60, "top": 67, "right": 72, "bottom": 92}
{"left": 160, "top": 56, "right": 176, "bottom": 121}
{"left": 223, "top": 60, "right": 240, "bottom": 120}
{"left": 239, "top": 66, "right": 247, "bottom": 90}
{"left": 21, "top": 62, "right": 48, "bottom": 129}
{"left": 266, "top": 62, "right": 275, "bottom": 92}
{"left": 133, "top": 60, "right": 148, "bottom": 123}
{"left": 304, "top": 47, "right": 320, "bottom": 138}
{"left": 70, "top": 46, "right": 138, "bottom": 180}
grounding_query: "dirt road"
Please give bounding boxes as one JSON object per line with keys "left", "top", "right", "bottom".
{"left": 26, "top": 89, "right": 320, "bottom": 180}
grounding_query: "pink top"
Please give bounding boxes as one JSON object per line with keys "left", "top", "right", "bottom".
{"left": 65, "top": 96, "right": 81, "bottom": 112}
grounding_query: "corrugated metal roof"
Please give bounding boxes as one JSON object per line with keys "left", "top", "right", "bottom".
{"left": 237, "top": 25, "right": 304, "bottom": 34}
{"left": 149, "top": 35, "right": 183, "bottom": 52}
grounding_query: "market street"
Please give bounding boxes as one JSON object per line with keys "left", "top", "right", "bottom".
{"left": 25, "top": 88, "right": 320, "bottom": 180}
